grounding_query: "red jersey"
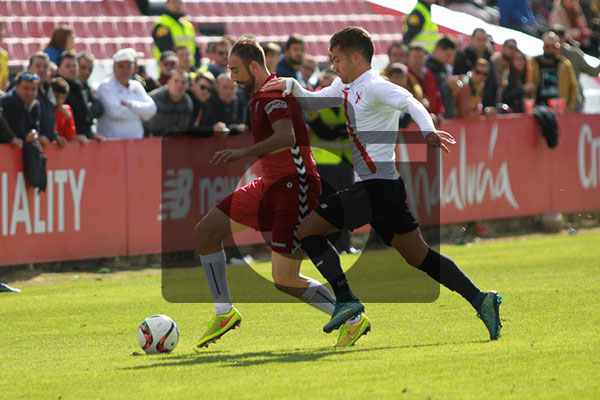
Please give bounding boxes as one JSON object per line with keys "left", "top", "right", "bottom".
{"left": 250, "top": 74, "right": 319, "bottom": 184}
{"left": 55, "top": 104, "right": 77, "bottom": 141}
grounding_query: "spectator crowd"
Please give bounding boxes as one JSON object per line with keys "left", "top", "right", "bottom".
{"left": 1, "top": 0, "right": 600, "bottom": 152}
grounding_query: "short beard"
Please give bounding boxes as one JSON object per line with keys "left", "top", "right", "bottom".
{"left": 240, "top": 75, "right": 256, "bottom": 93}
{"left": 288, "top": 56, "right": 302, "bottom": 67}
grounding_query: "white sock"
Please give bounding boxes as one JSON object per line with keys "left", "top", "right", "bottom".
{"left": 300, "top": 278, "right": 335, "bottom": 315}
{"left": 345, "top": 314, "right": 362, "bottom": 325}
{"left": 200, "top": 250, "right": 232, "bottom": 315}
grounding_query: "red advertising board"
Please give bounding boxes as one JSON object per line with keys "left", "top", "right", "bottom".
{"left": 1, "top": 114, "right": 599, "bottom": 266}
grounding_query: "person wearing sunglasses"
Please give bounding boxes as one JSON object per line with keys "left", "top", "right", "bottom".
{"left": 207, "top": 39, "right": 232, "bottom": 80}
{"left": 455, "top": 58, "right": 498, "bottom": 119}
{"left": 188, "top": 71, "right": 228, "bottom": 137}
{"left": 491, "top": 39, "right": 518, "bottom": 103}
{"left": 0, "top": 71, "right": 43, "bottom": 145}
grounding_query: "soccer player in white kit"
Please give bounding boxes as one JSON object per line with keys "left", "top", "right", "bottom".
{"left": 262, "top": 27, "right": 502, "bottom": 346}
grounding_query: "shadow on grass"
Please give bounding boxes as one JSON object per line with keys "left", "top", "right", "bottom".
{"left": 124, "top": 340, "right": 489, "bottom": 369}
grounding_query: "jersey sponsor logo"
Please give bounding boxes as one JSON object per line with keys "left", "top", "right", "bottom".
{"left": 355, "top": 91, "right": 363, "bottom": 104}
{"left": 265, "top": 99, "right": 288, "bottom": 115}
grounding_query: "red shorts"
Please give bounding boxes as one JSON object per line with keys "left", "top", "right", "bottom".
{"left": 216, "top": 176, "right": 321, "bottom": 254}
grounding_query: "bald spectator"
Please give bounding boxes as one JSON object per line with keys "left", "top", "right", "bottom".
{"left": 206, "top": 73, "right": 247, "bottom": 135}
{"left": 158, "top": 50, "right": 178, "bottom": 85}
{"left": 208, "top": 39, "right": 231, "bottom": 79}
{"left": 57, "top": 51, "right": 104, "bottom": 142}
{"left": 527, "top": 31, "right": 579, "bottom": 111}
{"left": 263, "top": 42, "right": 282, "bottom": 73}
{"left": 407, "top": 44, "right": 444, "bottom": 121}
{"left": 97, "top": 49, "right": 157, "bottom": 139}
{"left": 43, "top": 25, "right": 74, "bottom": 64}
{"left": 276, "top": 33, "right": 306, "bottom": 86}
{"left": 147, "top": 69, "right": 193, "bottom": 136}
{"left": 454, "top": 28, "right": 498, "bottom": 108}
{"left": 455, "top": 59, "right": 497, "bottom": 119}
{"left": 77, "top": 51, "right": 104, "bottom": 123}
{"left": 383, "top": 42, "right": 409, "bottom": 76}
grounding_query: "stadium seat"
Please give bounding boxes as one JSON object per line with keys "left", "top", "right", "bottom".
{"left": 53, "top": 0, "right": 72, "bottom": 16}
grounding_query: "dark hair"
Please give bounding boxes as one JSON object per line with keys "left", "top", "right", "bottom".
{"left": 285, "top": 33, "right": 305, "bottom": 50}
{"left": 509, "top": 49, "right": 528, "bottom": 85}
{"left": 77, "top": 51, "right": 95, "bottom": 64}
{"left": 388, "top": 63, "right": 408, "bottom": 76}
{"left": 51, "top": 77, "right": 70, "bottom": 94}
{"left": 168, "top": 68, "right": 189, "bottom": 81}
{"left": 195, "top": 70, "right": 216, "bottom": 85}
{"left": 262, "top": 42, "right": 282, "bottom": 56}
{"left": 329, "top": 26, "right": 374, "bottom": 63}
{"left": 435, "top": 36, "right": 457, "bottom": 51}
{"left": 231, "top": 38, "right": 266, "bottom": 69}
{"left": 472, "top": 28, "right": 487, "bottom": 37}
{"left": 387, "top": 42, "right": 407, "bottom": 58}
{"left": 57, "top": 50, "right": 76, "bottom": 67}
{"left": 44, "top": 25, "right": 74, "bottom": 52}
{"left": 473, "top": 58, "right": 490, "bottom": 70}
{"left": 408, "top": 43, "right": 426, "bottom": 54}
{"left": 28, "top": 51, "right": 50, "bottom": 68}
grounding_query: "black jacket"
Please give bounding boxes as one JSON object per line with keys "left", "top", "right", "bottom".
{"left": 0, "top": 106, "right": 16, "bottom": 143}
{"left": 205, "top": 95, "right": 246, "bottom": 135}
{"left": 188, "top": 94, "right": 214, "bottom": 137}
{"left": 61, "top": 75, "right": 94, "bottom": 138}
{"left": 1, "top": 91, "right": 41, "bottom": 140}
{"left": 37, "top": 83, "right": 57, "bottom": 142}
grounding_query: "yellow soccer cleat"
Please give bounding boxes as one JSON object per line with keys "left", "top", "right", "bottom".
{"left": 335, "top": 314, "right": 371, "bottom": 347}
{"left": 196, "top": 306, "right": 242, "bottom": 348}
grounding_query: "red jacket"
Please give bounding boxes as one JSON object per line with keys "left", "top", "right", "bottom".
{"left": 408, "top": 66, "right": 445, "bottom": 115}
{"left": 55, "top": 104, "right": 77, "bottom": 141}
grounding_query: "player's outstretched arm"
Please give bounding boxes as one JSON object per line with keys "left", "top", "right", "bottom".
{"left": 210, "top": 118, "right": 296, "bottom": 165}
{"left": 261, "top": 77, "right": 342, "bottom": 112}
{"left": 425, "top": 130, "right": 456, "bottom": 154}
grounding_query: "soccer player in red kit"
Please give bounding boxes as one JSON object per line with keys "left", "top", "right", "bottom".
{"left": 194, "top": 38, "right": 370, "bottom": 348}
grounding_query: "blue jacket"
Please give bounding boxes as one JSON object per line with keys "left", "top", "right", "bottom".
{"left": 499, "top": 0, "right": 539, "bottom": 27}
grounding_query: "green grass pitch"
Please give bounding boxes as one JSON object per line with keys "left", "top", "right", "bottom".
{"left": 3, "top": 230, "right": 600, "bottom": 399}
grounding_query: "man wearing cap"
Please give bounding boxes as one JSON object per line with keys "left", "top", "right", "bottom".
{"left": 152, "top": 0, "right": 200, "bottom": 69}
{"left": 158, "top": 50, "right": 178, "bottom": 85}
{"left": 96, "top": 49, "right": 157, "bottom": 139}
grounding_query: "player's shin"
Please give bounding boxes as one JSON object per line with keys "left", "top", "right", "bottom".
{"left": 200, "top": 249, "right": 233, "bottom": 315}
{"left": 418, "top": 248, "right": 484, "bottom": 308}
{"left": 300, "top": 278, "right": 335, "bottom": 315}
{"left": 300, "top": 235, "right": 358, "bottom": 302}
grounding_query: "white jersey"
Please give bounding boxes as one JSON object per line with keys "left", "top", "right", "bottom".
{"left": 290, "top": 69, "right": 436, "bottom": 181}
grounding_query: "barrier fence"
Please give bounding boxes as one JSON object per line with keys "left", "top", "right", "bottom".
{"left": 1, "top": 113, "right": 599, "bottom": 266}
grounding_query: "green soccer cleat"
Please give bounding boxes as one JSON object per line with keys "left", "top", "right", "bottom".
{"left": 335, "top": 314, "right": 371, "bottom": 347}
{"left": 477, "top": 291, "right": 503, "bottom": 340}
{"left": 196, "top": 306, "right": 242, "bottom": 348}
{"left": 323, "top": 300, "right": 365, "bottom": 333}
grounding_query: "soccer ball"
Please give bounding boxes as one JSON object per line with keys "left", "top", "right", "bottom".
{"left": 137, "top": 315, "right": 179, "bottom": 354}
